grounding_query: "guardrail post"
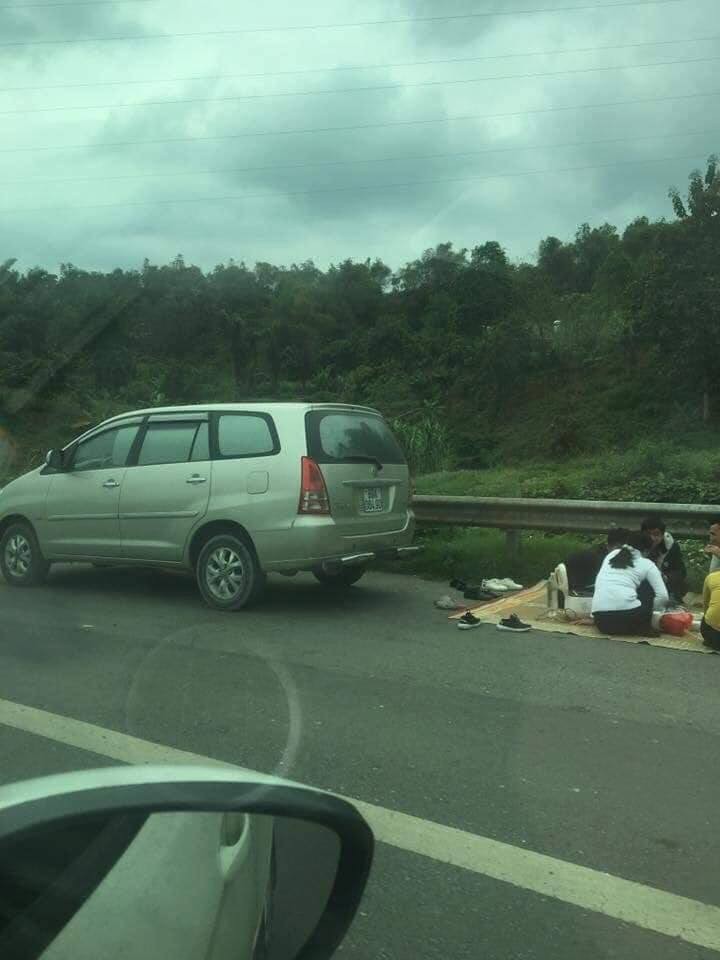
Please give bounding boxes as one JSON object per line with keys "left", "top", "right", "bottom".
{"left": 506, "top": 529, "right": 521, "bottom": 567}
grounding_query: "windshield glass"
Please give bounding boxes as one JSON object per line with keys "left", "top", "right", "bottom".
{"left": 307, "top": 411, "right": 406, "bottom": 464}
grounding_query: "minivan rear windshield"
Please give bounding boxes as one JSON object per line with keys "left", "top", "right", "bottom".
{"left": 306, "top": 411, "right": 406, "bottom": 465}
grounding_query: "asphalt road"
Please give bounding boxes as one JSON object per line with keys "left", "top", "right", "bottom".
{"left": 1, "top": 563, "right": 719, "bottom": 959}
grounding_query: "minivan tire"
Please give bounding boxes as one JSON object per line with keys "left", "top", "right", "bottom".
{"left": 313, "top": 565, "right": 366, "bottom": 587}
{"left": 196, "top": 533, "right": 265, "bottom": 612}
{"left": 0, "top": 522, "right": 50, "bottom": 587}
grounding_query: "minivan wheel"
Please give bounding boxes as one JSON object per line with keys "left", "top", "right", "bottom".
{"left": 196, "top": 534, "right": 264, "bottom": 611}
{"left": 313, "top": 565, "right": 366, "bottom": 587}
{"left": 0, "top": 522, "right": 50, "bottom": 587}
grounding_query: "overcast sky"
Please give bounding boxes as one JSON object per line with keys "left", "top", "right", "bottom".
{"left": 0, "top": 0, "right": 717, "bottom": 273}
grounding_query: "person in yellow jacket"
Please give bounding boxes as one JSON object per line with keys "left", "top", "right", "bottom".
{"left": 701, "top": 570, "right": 720, "bottom": 651}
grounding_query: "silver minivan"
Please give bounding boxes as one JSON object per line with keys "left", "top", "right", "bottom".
{"left": 0, "top": 403, "right": 418, "bottom": 610}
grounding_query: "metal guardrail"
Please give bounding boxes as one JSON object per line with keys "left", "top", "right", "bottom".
{"left": 412, "top": 495, "right": 720, "bottom": 540}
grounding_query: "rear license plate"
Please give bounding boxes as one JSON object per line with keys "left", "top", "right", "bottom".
{"left": 361, "top": 487, "right": 384, "bottom": 513}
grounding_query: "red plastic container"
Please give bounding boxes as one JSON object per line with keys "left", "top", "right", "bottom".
{"left": 659, "top": 612, "right": 694, "bottom": 636}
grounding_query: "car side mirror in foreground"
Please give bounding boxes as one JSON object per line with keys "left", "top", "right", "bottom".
{"left": 0, "top": 765, "right": 374, "bottom": 960}
{"left": 44, "top": 449, "right": 63, "bottom": 471}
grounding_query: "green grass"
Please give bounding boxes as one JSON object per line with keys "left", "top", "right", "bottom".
{"left": 406, "top": 449, "right": 720, "bottom": 586}
{"left": 386, "top": 527, "right": 588, "bottom": 585}
{"left": 391, "top": 527, "right": 709, "bottom": 591}
{"left": 417, "top": 442, "right": 720, "bottom": 505}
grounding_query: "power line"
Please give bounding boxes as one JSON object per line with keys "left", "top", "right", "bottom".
{"left": 1, "top": 150, "right": 708, "bottom": 215}
{"left": 3, "top": 53, "right": 718, "bottom": 117}
{"left": 0, "top": 0, "right": 152, "bottom": 7}
{"left": 2, "top": 88, "right": 718, "bottom": 154}
{"left": 2, "top": 33, "right": 718, "bottom": 93}
{"left": 0, "top": 0, "right": 688, "bottom": 48}
{"left": 5, "top": 127, "right": 718, "bottom": 186}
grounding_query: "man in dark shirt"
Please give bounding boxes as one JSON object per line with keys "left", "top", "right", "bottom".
{"left": 564, "top": 528, "right": 630, "bottom": 593}
{"left": 641, "top": 514, "right": 688, "bottom": 604}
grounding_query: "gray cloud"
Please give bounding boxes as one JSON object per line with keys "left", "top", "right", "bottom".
{"left": 0, "top": 1, "right": 151, "bottom": 58}
{"left": 0, "top": 0, "right": 717, "bottom": 273}
{"left": 401, "top": 0, "right": 507, "bottom": 49}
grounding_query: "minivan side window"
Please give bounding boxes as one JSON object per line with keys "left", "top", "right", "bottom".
{"left": 71, "top": 424, "right": 140, "bottom": 472}
{"left": 216, "top": 415, "right": 277, "bottom": 459}
{"left": 137, "top": 422, "right": 205, "bottom": 466}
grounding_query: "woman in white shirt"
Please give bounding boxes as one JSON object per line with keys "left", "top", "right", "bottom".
{"left": 592, "top": 532, "right": 669, "bottom": 636}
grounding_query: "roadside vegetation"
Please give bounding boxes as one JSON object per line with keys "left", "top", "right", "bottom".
{"left": 1, "top": 158, "right": 718, "bottom": 590}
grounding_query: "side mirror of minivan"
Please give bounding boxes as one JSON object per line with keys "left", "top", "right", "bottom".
{"left": 45, "top": 448, "right": 64, "bottom": 471}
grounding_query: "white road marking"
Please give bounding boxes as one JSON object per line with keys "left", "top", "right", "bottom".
{"left": 0, "top": 696, "right": 718, "bottom": 952}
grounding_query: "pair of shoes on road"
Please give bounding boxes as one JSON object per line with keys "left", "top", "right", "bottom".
{"left": 457, "top": 612, "right": 532, "bottom": 632}
{"left": 496, "top": 614, "right": 532, "bottom": 633}
{"left": 435, "top": 595, "right": 470, "bottom": 611}
{"left": 449, "top": 579, "right": 498, "bottom": 602}
{"left": 485, "top": 577, "right": 524, "bottom": 592}
{"left": 450, "top": 577, "right": 523, "bottom": 598}
{"left": 463, "top": 585, "right": 501, "bottom": 601}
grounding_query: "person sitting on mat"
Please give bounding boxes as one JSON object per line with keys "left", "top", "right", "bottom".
{"left": 564, "top": 527, "right": 630, "bottom": 593}
{"left": 592, "top": 532, "right": 669, "bottom": 637}
{"left": 700, "top": 568, "right": 720, "bottom": 651}
{"left": 703, "top": 517, "right": 720, "bottom": 574}
{"left": 640, "top": 514, "right": 688, "bottom": 604}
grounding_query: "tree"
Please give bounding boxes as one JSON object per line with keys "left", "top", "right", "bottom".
{"left": 669, "top": 155, "right": 720, "bottom": 232}
{"left": 537, "top": 236, "right": 576, "bottom": 293}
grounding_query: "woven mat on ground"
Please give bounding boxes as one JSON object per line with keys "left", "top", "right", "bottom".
{"left": 449, "top": 582, "right": 711, "bottom": 654}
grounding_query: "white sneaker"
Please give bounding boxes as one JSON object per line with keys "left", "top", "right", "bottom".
{"left": 498, "top": 578, "right": 523, "bottom": 591}
{"left": 482, "top": 578, "right": 510, "bottom": 593}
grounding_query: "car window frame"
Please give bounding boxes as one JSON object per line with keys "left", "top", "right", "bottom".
{"left": 210, "top": 411, "right": 280, "bottom": 461}
{"left": 189, "top": 421, "right": 210, "bottom": 462}
{"left": 126, "top": 413, "right": 209, "bottom": 468}
{"left": 132, "top": 420, "right": 206, "bottom": 468}
{"left": 63, "top": 419, "right": 145, "bottom": 473}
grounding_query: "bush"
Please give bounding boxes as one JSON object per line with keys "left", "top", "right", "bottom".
{"left": 391, "top": 412, "right": 455, "bottom": 476}
{"left": 388, "top": 526, "right": 588, "bottom": 584}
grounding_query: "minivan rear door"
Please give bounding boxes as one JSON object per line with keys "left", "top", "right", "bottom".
{"left": 304, "top": 408, "right": 410, "bottom": 537}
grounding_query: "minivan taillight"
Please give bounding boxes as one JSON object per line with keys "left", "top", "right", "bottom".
{"left": 299, "top": 457, "right": 331, "bottom": 515}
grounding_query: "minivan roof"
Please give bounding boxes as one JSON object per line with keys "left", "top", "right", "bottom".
{"left": 67, "top": 402, "right": 384, "bottom": 447}
{"left": 106, "top": 402, "right": 381, "bottom": 420}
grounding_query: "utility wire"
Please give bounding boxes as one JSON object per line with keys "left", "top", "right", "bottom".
{"left": 3, "top": 53, "right": 718, "bottom": 117}
{"left": 1, "top": 88, "right": 717, "bottom": 154}
{"left": 0, "top": 0, "right": 689, "bottom": 48}
{"left": 1, "top": 150, "right": 709, "bottom": 215}
{"left": 2, "top": 32, "right": 717, "bottom": 93}
{"left": 5, "top": 127, "right": 718, "bottom": 186}
{"left": 0, "top": 0, "right": 152, "bottom": 7}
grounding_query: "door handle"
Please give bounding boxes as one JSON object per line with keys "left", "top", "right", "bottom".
{"left": 186, "top": 475, "right": 207, "bottom": 484}
{"left": 102, "top": 479, "right": 120, "bottom": 488}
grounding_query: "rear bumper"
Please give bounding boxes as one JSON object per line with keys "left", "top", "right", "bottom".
{"left": 258, "top": 511, "right": 418, "bottom": 573}
{"left": 318, "top": 545, "right": 422, "bottom": 573}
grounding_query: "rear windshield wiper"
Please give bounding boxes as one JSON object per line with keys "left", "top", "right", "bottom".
{"left": 339, "top": 455, "right": 384, "bottom": 472}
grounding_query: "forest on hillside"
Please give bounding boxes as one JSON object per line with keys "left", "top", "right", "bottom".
{"left": 1, "top": 156, "right": 718, "bottom": 480}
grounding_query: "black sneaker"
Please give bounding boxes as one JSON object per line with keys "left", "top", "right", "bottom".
{"left": 463, "top": 586, "right": 499, "bottom": 601}
{"left": 457, "top": 612, "right": 482, "bottom": 630}
{"left": 497, "top": 614, "right": 532, "bottom": 633}
{"left": 449, "top": 578, "right": 467, "bottom": 591}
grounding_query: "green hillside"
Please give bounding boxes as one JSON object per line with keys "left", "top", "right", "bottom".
{"left": 2, "top": 156, "right": 719, "bottom": 571}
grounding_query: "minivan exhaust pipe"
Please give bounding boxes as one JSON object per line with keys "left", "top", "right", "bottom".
{"left": 321, "top": 547, "right": 422, "bottom": 574}
{"left": 322, "top": 553, "right": 375, "bottom": 574}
